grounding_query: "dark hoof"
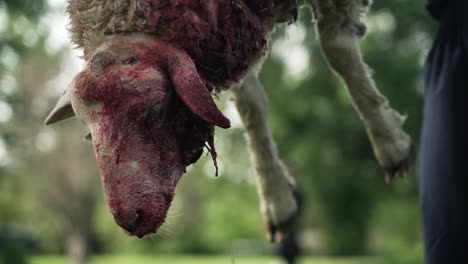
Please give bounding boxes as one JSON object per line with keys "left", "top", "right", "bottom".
{"left": 355, "top": 23, "right": 367, "bottom": 38}
{"left": 266, "top": 188, "right": 301, "bottom": 243}
{"left": 267, "top": 215, "right": 297, "bottom": 243}
{"left": 384, "top": 143, "right": 416, "bottom": 184}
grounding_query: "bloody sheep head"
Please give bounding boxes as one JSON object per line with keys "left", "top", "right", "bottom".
{"left": 45, "top": 34, "right": 230, "bottom": 237}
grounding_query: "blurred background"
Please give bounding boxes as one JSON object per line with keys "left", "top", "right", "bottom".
{"left": 0, "top": 0, "right": 436, "bottom": 263}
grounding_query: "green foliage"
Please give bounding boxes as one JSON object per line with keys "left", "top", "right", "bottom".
{"left": 31, "top": 255, "right": 382, "bottom": 264}
{"left": 1, "top": 0, "right": 434, "bottom": 259}
{"left": 0, "top": 0, "right": 49, "bottom": 56}
{"left": 0, "top": 240, "right": 29, "bottom": 264}
{"left": 0, "top": 227, "right": 35, "bottom": 264}
{"left": 1, "top": 0, "right": 47, "bottom": 20}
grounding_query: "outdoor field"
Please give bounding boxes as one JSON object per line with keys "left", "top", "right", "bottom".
{"left": 2, "top": 1, "right": 431, "bottom": 264}
{"left": 31, "top": 255, "right": 380, "bottom": 264}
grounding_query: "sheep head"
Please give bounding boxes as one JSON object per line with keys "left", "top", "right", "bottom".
{"left": 45, "top": 34, "right": 230, "bottom": 237}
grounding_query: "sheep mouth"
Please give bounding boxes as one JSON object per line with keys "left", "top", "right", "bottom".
{"left": 107, "top": 187, "right": 176, "bottom": 238}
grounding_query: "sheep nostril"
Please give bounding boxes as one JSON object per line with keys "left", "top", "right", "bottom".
{"left": 135, "top": 209, "right": 143, "bottom": 222}
{"left": 115, "top": 209, "right": 143, "bottom": 234}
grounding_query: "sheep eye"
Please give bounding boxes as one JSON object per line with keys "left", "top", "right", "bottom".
{"left": 122, "top": 57, "right": 137, "bottom": 65}
{"left": 185, "top": 148, "right": 204, "bottom": 165}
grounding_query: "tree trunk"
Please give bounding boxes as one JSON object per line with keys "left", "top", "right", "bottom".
{"left": 66, "top": 232, "right": 90, "bottom": 264}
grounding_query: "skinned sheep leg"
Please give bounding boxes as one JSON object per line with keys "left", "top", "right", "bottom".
{"left": 232, "top": 73, "right": 297, "bottom": 242}
{"left": 313, "top": 0, "right": 413, "bottom": 182}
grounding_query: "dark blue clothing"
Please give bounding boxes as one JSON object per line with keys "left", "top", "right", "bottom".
{"left": 426, "top": 1, "right": 468, "bottom": 22}
{"left": 426, "top": 0, "right": 446, "bottom": 20}
{"left": 420, "top": 4, "right": 468, "bottom": 264}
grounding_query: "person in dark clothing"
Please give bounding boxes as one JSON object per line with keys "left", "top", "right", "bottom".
{"left": 426, "top": 0, "right": 446, "bottom": 20}
{"left": 420, "top": 1, "right": 468, "bottom": 263}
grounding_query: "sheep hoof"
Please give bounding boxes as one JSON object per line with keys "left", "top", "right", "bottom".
{"left": 369, "top": 127, "right": 415, "bottom": 184}
{"left": 354, "top": 23, "right": 367, "bottom": 38}
{"left": 262, "top": 187, "right": 299, "bottom": 243}
{"left": 383, "top": 143, "right": 416, "bottom": 184}
{"left": 267, "top": 214, "right": 296, "bottom": 243}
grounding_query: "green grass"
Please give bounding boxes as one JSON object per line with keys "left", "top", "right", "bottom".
{"left": 31, "top": 255, "right": 381, "bottom": 264}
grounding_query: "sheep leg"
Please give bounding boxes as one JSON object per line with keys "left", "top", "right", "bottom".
{"left": 232, "top": 73, "right": 297, "bottom": 242}
{"left": 314, "top": 0, "right": 413, "bottom": 182}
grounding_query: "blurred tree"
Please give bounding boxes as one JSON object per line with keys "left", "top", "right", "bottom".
{"left": 0, "top": 1, "right": 101, "bottom": 264}
{"left": 0, "top": 0, "right": 435, "bottom": 261}
{"left": 0, "top": 1, "right": 47, "bottom": 264}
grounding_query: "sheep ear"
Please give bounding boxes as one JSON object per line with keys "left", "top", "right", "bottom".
{"left": 44, "top": 87, "right": 75, "bottom": 125}
{"left": 167, "top": 55, "right": 230, "bottom": 129}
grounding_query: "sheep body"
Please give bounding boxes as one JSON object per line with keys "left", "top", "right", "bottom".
{"left": 45, "top": 0, "right": 414, "bottom": 240}
{"left": 68, "top": 0, "right": 298, "bottom": 87}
